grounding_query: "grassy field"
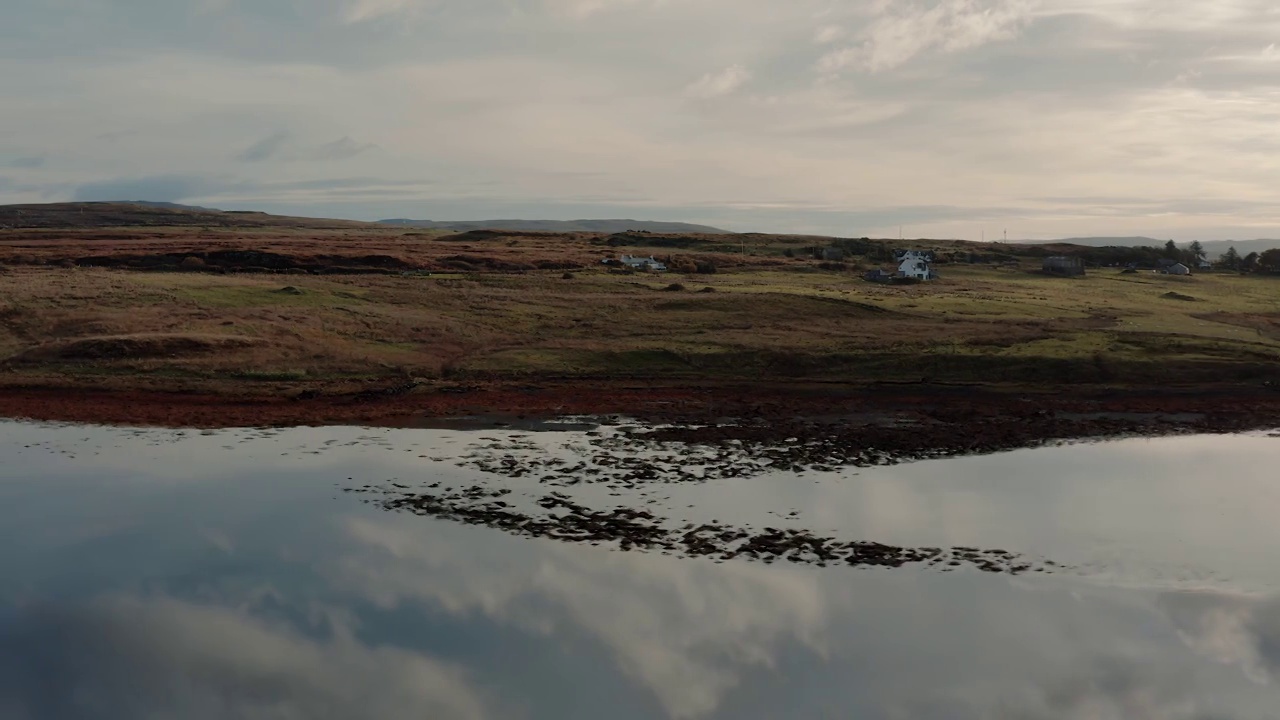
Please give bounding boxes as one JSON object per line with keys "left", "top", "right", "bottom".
{"left": 2, "top": 254, "right": 1279, "bottom": 394}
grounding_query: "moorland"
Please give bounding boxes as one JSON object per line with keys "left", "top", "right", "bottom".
{"left": 2, "top": 202, "right": 1279, "bottom": 436}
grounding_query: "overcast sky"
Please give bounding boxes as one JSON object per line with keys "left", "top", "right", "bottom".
{"left": 3, "top": 0, "right": 1280, "bottom": 239}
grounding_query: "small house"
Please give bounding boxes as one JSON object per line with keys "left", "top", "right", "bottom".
{"left": 896, "top": 250, "right": 936, "bottom": 281}
{"left": 609, "top": 254, "right": 667, "bottom": 271}
{"left": 1166, "top": 263, "right": 1190, "bottom": 276}
{"left": 1042, "top": 256, "right": 1085, "bottom": 277}
{"left": 863, "top": 269, "right": 893, "bottom": 283}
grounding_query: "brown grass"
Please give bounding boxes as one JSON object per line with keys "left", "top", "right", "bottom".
{"left": 2, "top": 223, "right": 1280, "bottom": 394}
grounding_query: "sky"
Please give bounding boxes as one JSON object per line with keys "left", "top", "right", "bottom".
{"left": 3, "top": 0, "right": 1280, "bottom": 239}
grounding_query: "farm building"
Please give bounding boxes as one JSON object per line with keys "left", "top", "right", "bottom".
{"left": 605, "top": 254, "right": 667, "bottom": 271}
{"left": 1165, "top": 263, "right": 1190, "bottom": 276}
{"left": 863, "top": 269, "right": 893, "bottom": 283}
{"left": 1042, "top": 256, "right": 1085, "bottom": 276}
{"left": 896, "top": 250, "right": 937, "bottom": 281}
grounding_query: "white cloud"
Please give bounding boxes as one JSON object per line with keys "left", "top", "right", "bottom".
{"left": 342, "top": 0, "right": 427, "bottom": 23}
{"left": 818, "top": 0, "right": 1037, "bottom": 74}
{"left": 335, "top": 517, "right": 829, "bottom": 719}
{"left": 684, "top": 64, "right": 752, "bottom": 98}
{"left": 813, "top": 24, "right": 845, "bottom": 44}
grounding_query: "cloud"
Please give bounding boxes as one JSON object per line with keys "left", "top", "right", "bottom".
{"left": 0, "top": 595, "right": 489, "bottom": 720}
{"left": 684, "top": 65, "right": 752, "bottom": 98}
{"left": 813, "top": 24, "right": 845, "bottom": 44}
{"left": 334, "top": 517, "right": 829, "bottom": 719}
{"left": 237, "top": 130, "right": 291, "bottom": 162}
{"left": 309, "top": 136, "right": 378, "bottom": 161}
{"left": 237, "top": 132, "right": 376, "bottom": 163}
{"left": 1, "top": 155, "right": 45, "bottom": 169}
{"left": 1159, "top": 591, "right": 1280, "bottom": 687}
{"left": 818, "top": 0, "right": 1036, "bottom": 74}
{"left": 341, "top": 0, "right": 433, "bottom": 24}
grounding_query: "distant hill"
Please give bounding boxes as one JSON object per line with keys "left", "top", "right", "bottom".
{"left": 0, "top": 202, "right": 373, "bottom": 230}
{"left": 378, "top": 218, "right": 730, "bottom": 234}
{"left": 1198, "top": 239, "right": 1280, "bottom": 259}
{"left": 126, "top": 200, "right": 219, "bottom": 212}
{"left": 1023, "top": 236, "right": 1280, "bottom": 259}
{"left": 1023, "top": 236, "right": 1164, "bottom": 248}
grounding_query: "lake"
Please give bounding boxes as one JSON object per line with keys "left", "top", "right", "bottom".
{"left": 2, "top": 419, "right": 1280, "bottom": 719}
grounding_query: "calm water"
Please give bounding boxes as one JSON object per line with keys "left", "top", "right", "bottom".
{"left": 2, "top": 420, "right": 1280, "bottom": 719}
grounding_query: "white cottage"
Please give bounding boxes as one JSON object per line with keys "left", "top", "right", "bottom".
{"left": 896, "top": 250, "right": 936, "bottom": 281}
{"left": 606, "top": 254, "right": 668, "bottom": 271}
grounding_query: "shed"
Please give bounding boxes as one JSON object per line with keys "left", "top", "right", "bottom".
{"left": 1166, "top": 263, "right": 1190, "bottom": 276}
{"left": 863, "top": 269, "right": 892, "bottom": 283}
{"left": 1042, "top": 256, "right": 1085, "bottom": 276}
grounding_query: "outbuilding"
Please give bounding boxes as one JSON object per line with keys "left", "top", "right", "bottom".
{"left": 1042, "top": 256, "right": 1085, "bottom": 276}
{"left": 1166, "top": 263, "right": 1190, "bottom": 276}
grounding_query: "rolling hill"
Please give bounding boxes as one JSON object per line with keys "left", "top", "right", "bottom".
{"left": 0, "top": 202, "right": 374, "bottom": 230}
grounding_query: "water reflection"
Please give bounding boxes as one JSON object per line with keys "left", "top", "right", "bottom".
{"left": 1, "top": 422, "right": 1280, "bottom": 718}
{"left": 0, "top": 595, "right": 487, "bottom": 720}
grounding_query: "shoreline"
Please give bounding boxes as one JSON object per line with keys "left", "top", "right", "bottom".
{"left": 1, "top": 379, "right": 1278, "bottom": 453}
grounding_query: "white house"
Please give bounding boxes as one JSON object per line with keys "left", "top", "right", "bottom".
{"left": 896, "top": 250, "right": 936, "bottom": 281}
{"left": 612, "top": 254, "right": 667, "bottom": 271}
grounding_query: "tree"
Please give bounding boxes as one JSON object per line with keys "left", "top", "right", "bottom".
{"left": 1188, "top": 241, "right": 1205, "bottom": 263}
{"left": 1243, "top": 251, "right": 1260, "bottom": 271}
{"left": 1164, "top": 239, "right": 1179, "bottom": 259}
{"left": 1259, "top": 249, "right": 1280, "bottom": 273}
{"left": 1221, "top": 246, "right": 1241, "bottom": 270}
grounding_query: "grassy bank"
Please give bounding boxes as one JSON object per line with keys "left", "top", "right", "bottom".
{"left": 2, "top": 259, "right": 1279, "bottom": 394}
